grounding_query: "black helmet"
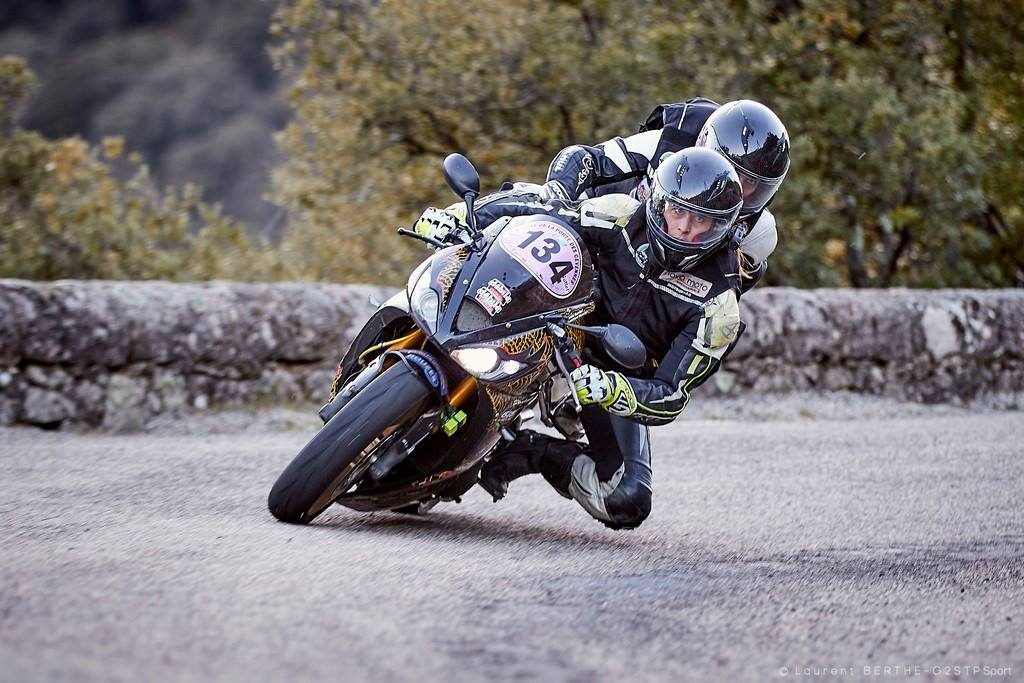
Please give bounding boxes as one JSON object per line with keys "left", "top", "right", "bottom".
{"left": 645, "top": 147, "right": 743, "bottom": 272}
{"left": 696, "top": 99, "right": 790, "bottom": 216}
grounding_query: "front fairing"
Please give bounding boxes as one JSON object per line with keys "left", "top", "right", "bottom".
{"left": 438, "top": 216, "right": 595, "bottom": 342}
{"left": 334, "top": 217, "right": 597, "bottom": 512}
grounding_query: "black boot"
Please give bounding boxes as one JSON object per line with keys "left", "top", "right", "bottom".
{"left": 478, "top": 430, "right": 549, "bottom": 502}
{"left": 537, "top": 439, "right": 580, "bottom": 500}
{"left": 479, "top": 430, "right": 581, "bottom": 502}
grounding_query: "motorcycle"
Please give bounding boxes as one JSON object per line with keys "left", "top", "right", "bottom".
{"left": 267, "top": 154, "right": 645, "bottom": 524}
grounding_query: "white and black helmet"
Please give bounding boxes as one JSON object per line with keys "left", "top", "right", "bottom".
{"left": 697, "top": 99, "right": 790, "bottom": 216}
{"left": 645, "top": 147, "right": 744, "bottom": 272}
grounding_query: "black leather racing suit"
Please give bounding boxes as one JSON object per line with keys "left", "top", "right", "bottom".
{"left": 544, "top": 97, "right": 776, "bottom": 292}
{"left": 474, "top": 191, "right": 744, "bottom": 529}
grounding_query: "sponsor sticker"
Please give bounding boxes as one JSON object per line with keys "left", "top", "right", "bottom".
{"left": 634, "top": 242, "right": 650, "bottom": 268}
{"left": 661, "top": 270, "right": 713, "bottom": 299}
{"left": 474, "top": 278, "right": 513, "bottom": 316}
{"left": 498, "top": 221, "right": 582, "bottom": 299}
{"left": 576, "top": 155, "right": 595, "bottom": 192}
{"left": 635, "top": 179, "right": 650, "bottom": 201}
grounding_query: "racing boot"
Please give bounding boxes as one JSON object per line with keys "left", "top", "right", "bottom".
{"left": 478, "top": 429, "right": 580, "bottom": 502}
{"left": 478, "top": 430, "right": 547, "bottom": 502}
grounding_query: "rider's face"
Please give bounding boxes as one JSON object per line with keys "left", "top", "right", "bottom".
{"left": 662, "top": 204, "right": 713, "bottom": 243}
{"left": 737, "top": 171, "right": 758, "bottom": 200}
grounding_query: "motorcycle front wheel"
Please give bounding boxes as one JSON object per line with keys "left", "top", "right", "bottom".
{"left": 267, "top": 362, "right": 434, "bottom": 524}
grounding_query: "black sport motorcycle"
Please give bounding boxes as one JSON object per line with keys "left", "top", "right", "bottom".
{"left": 267, "top": 154, "right": 644, "bottom": 524}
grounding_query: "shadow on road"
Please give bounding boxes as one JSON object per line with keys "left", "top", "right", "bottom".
{"left": 304, "top": 507, "right": 651, "bottom": 551}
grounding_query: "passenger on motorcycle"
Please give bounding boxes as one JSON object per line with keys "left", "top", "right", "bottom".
{"left": 414, "top": 147, "right": 749, "bottom": 530}
{"left": 542, "top": 98, "right": 790, "bottom": 294}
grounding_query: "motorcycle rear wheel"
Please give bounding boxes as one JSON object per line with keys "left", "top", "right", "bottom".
{"left": 267, "top": 363, "right": 433, "bottom": 524}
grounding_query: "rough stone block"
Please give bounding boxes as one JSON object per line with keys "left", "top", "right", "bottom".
{"left": 70, "top": 378, "right": 107, "bottom": 427}
{"left": 103, "top": 374, "right": 149, "bottom": 432}
{"left": 24, "top": 366, "right": 73, "bottom": 390}
{"left": 921, "top": 304, "right": 962, "bottom": 360}
{"left": 152, "top": 370, "right": 188, "bottom": 413}
{"left": 23, "top": 387, "right": 75, "bottom": 425}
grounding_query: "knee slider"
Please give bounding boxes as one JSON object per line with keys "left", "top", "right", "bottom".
{"left": 602, "top": 478, "right": 652, "bottom": 530}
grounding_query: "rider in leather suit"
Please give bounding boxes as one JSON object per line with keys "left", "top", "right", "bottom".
{"left": 416, "top": 147, "right": 760, "bottom": 530}
{"left": 542, "top": 98, "right": 790, "bottom": 294}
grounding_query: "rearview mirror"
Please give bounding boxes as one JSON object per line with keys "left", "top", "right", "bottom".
{"left": 570, "top": 323, "right": 646, "bottom": 370}
{"left": 442, "top": 153, "right": 480, "bottom": 198}
{"left": 601, "top": 324, "right": 646, "bottom": 370}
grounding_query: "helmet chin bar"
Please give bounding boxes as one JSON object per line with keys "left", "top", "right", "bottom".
{"left": 646, "top": 226, "right": 722, "bottom": 273}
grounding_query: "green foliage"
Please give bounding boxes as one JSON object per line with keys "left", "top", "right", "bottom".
{"left": 0, "top": 56, "right": 278, "bottom": 282}
{"left": 0, "top": 55, "right": 34, "bottom": 131}
{"left": 756, "top": 0, "right": 1021, "bottom": 287}
{"left": 271, "top": 0, "right": 1023, "bottom": 287}
{"left": 269, "top": 0, "right": 683, "bottom": 283}
{"left": 3, "top": 2, "right": 1022, "bottom": 287}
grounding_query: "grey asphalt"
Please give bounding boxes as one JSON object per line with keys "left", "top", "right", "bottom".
{"left": 1, "top": 397, "right": 1022, "bottom": 682}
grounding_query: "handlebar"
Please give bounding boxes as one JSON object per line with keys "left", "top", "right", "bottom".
{"left": 396, "top": 227, "right": 447, "bottom": 249}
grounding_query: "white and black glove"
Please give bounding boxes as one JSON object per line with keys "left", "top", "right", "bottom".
{"left": 413, "top": 206, "right": 467, "bottom": 244}
{"left": 569, "top": 364, "right": 638, "bottom": 417}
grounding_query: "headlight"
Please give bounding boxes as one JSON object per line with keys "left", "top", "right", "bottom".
{"left": 451, "top": 346, "right": 527, "bottom": 380}
{"left": 406, "top": 258, "right": 430, "bottom": 293}
{"left": 408, "top": 266, "right": 439, "bottom": 333}
{"left": 451, "top": 347, "right": 499, "bottom": 374}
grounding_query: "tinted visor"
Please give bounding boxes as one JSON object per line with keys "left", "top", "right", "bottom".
{"left": 736, "top": 166, "right": 784, "bottom": 215}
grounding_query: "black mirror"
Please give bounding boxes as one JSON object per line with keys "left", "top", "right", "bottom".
{"left": 601, "top": 324, "right": 646, "bottom": 369}
{"left": 565, "top": 322, "right": 646, "bottom": 369}
{"left": 442, "top": 153, "right": 480, "bottom": 198}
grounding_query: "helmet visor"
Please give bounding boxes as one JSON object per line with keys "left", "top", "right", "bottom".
{"left": 736, "top": 166, "right": 784, "bottom": 215}
{"left": 651, "top": 193, "right": 734, "bottom": 250}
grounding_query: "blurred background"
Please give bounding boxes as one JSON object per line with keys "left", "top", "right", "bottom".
{"left": 0, "top": 0, "right": 1021, "bottom": 287}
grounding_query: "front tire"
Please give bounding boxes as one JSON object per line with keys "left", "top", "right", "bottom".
{"left": 268, "top": 363, "right": 433, "bottom": 524}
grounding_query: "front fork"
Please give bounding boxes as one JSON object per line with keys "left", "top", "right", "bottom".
{"left": 319, "top": 329, "right": 476, "bottom": 425}
{"left": 547, "top": 321, "right": 583, "bottom": 411}
{"left": 317, "top": 327, "right": 483, "bottom": 485}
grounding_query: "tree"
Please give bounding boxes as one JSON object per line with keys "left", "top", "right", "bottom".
{"left": 271, "top": 0, "right": 1023, "bottom": 288}
{"left": 269, "top": 0, "right": 692, "bottom": 283}
{"left": 0, "top": 56, "right": 277, "bottom": 282}
{"left": 752, "top": 0, "right": 1019, "bottom": 287}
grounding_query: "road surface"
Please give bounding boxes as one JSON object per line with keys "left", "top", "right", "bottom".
{"left": 1, "top": 395, "right": 1022, "bottom": 682}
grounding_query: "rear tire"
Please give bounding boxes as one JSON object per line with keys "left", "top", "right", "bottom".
{"left": 267, "top": 363, "right": 433, "bottom": 524}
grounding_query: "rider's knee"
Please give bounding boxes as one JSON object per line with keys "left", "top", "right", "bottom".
{"left": 602, "top": 479, "right": 652, "bottom": 530}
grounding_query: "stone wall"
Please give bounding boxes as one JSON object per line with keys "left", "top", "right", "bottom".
{"left": 717, "top": 288, "right": 1023, "bottom": 404}
{"left": 0, "top": 281, "right": 392, "bottom": 430}
{"left": 0, "top": 280, "right": 1021, "bottom": 430}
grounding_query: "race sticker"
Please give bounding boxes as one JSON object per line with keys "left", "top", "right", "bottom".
{"left": 474, "top": 278, "right": 513, "bottom": 316}
{"left": 660, "top": 271, "right": 713, "bottom": 299}
{"left": 498, "top": 220, "right": 582, "bottom": 299}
